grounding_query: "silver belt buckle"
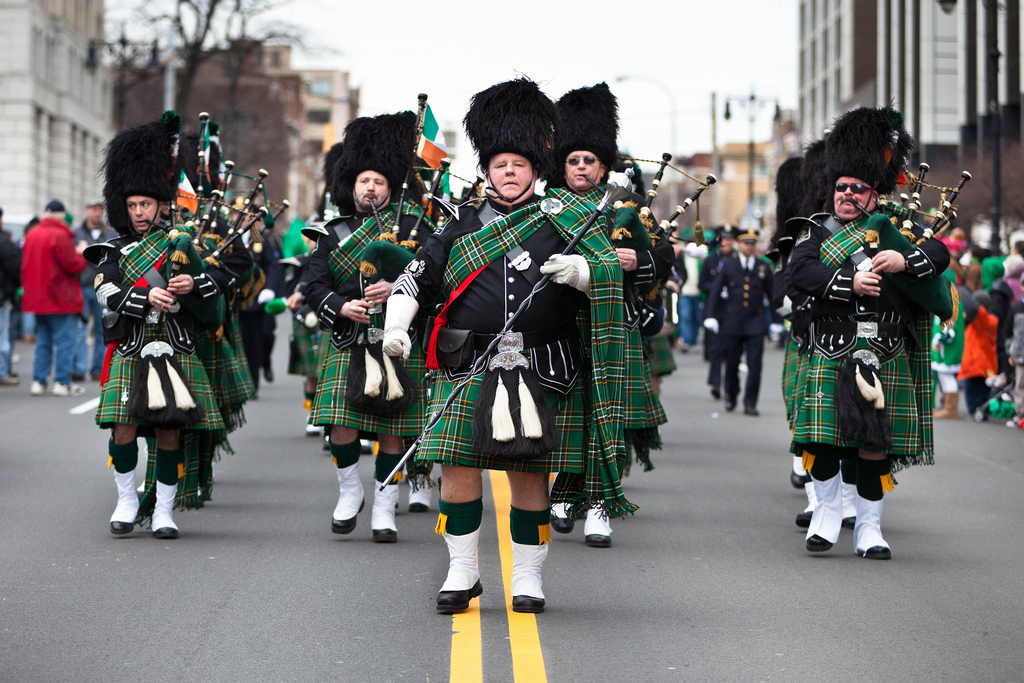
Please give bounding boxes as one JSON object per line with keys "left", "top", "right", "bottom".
{"left": 856, "top": 322, "right": 878, "bottom": 338}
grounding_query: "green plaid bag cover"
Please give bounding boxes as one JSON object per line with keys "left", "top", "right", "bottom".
{"left": 792, "top": 214, "right": 935, "bottom": 471}
{"left": 288, "top": 317, "right": 321, "bottom": 377}
{"left": 644, "top": 335, "right": 677, "bottom": 377}
{"left": 781, "top": 335, "right": 801, "bottom": 423}
{"left": 415, "top": 188, "right": 633, "bottom": 517}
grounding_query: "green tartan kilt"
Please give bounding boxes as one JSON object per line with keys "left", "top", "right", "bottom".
{"left": 781, "top": 336, "right": 801, "bottom": 424}
{"left": 310, "top": 338, "right": 428, "bottom": 436}
{"left": 198, "top": 331, "right": 255, "bottom": 416}
{"left": 626, "top": 329, "right": 667, "bottom": 429}
{"left": 793, "top": 339, "right": 919, "bottom": 456}
{"left": 96, "top": 325, "right": 225, "bottom": 434}
{"left": 288, "top": 318, "right": 321, "bottom": 377}
{"left": 644, "top": 335, "right": 677, "bottom": 377}
{"left": 416, "top": 365, "right": 585, "bottom": 474}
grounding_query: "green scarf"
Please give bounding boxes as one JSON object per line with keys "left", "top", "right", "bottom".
{"left": 443, "top": 189, "right": 634, "bottom": 517}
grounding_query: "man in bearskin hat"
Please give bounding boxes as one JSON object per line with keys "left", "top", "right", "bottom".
{"left": 545, "top": 82, "right": 668, "bottom": 548}
{"left": 91, "top": 112, "right": 226, "bottom": 539}
{"left": 383, "top": 77, "right": 632, "bottom": 614}
{"left": 303, "top": 112, "right": 435, "bottom": 544}
{"left": 788, "top": 106, "right": 952, "bottom": 559}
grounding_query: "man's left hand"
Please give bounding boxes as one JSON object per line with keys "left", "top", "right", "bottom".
{"left": 167, "top": 274, "right": 195, "bottom": 295}
{"left": 871, "top": 249, "right": 907, "bottom": 274}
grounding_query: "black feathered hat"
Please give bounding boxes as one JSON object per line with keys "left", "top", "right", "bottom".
{"left": 799, "top": 138, "right": 829, "bottom": 216}
{"left": 774, "top": 156, "right": 803, "bottom": 233}
{"left": 464, "top": 77, "right": 560, "bottom": 180}
{"left": 551, "top": 82, "right": 619, "bottom": 186}
{"left": 102, "top": 111, "right": 182, "bottom": 235}
{"left": 330, "top": 112, "right": 416, "bottom": 215}
{"left": 317, "top": 141, "right": 345, "bottom": 219}
{"left": 824, "top": 105, "right": 915, "bottom": 195}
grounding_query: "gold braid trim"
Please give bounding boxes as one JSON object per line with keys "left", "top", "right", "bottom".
{"left": 610, "top": 226, "right": 632, "bottom": 241}
{"left": 941, "top": 283, "right": 960, "bottom": 332}
{"left": 375, "top": 232, "right": 398, "bottom": 244}
{"left": 359, "top": 261, "right": 377, "bottom": 277}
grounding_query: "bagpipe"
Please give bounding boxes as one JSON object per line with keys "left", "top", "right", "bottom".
{"left": 378, "top": 170, "right": 637, "bottom": 489}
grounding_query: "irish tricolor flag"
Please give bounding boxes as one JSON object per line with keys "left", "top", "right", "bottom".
{"left": 177, "top": 170, "right": 199, "bottom": 215}
{"left": 417, "top": 104, "right": 447, "bottom": 168}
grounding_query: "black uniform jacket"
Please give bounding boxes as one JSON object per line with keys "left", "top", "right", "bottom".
{"left": 704, "top": 255, "right": 774, "bottom": 337}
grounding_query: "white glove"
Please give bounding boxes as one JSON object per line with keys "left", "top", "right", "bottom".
{"left": 985, "top": 373, "right": 1006, "bottom": 389}
{"left": 540, "top": 254, "right": 590, "bottom": 294}
{"left": 382, "top": 293, "right": 420, "bottom": 359}
{"left": 769, "top": 322, "right": 784, "bottom": 337}
{"left": 303, "top": 311, "right": 318, "bottom": 329}
{"left": 960, "top": 251, "right": 972, "bottom": 266}
{"left": 703, "top": 318, "right": 719, "bottom": 334}
{"left": 257, "top": 289, "right": 275, "bottom": 304}
{"left": 685, "top": 243, "right": 709, "bottom": 259}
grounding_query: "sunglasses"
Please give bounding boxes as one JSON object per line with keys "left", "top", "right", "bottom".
{"left": 834, "top": 182, "right": 872, "bottom": 194}
{"left": 567, "top": 155, "right": 598, "bottom": 166}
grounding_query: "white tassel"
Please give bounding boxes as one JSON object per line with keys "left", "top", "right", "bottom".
{"left": 147, "top": 362, "right": 167, "bottom": 410}
{"left": 518, "top": 372, "right": 543, "bottom": 439}
{"left": 382, "top": 354, "right": 404, "bottom": 401}
{"left": 165, "top": 361, "right": 197, "bottom": 410}
{"left": 491, "top": 374, "right": 515, "bottom": 442}
{"left": 855, "top": 365, "right": 885, "bottom": 410}
{"left": 364, "top": 350, "right": 383, "bottom": 397}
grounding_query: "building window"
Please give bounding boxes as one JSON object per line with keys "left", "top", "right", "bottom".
{"left": 309, "top": 79, "right": 331, "bottom": 97}
{"left": 306, "top": 109, "right": 330, "bottom": 124}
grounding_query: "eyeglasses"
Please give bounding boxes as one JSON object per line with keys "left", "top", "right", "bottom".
{"left": 834, "top": 182, "right": 872, "bottom": 194}
{"left": 567, "top": 155, "right": 598, "bottom": 166}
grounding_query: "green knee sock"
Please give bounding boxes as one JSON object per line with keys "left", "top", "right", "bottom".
{"left": 109, "top": 439, "right": 138, "bottom": 474}
{"left": 375, "top": 451, "right": 403, "bottom": 484}
{"left": 510, "top": 506, "right": 551, "bottom": 545}
{"left": 857, "top": 457, "right": 891, "bottom": 502}
{"left": 840, "top": 457, "right": 858, "bottom": 485}
{"left": 810, "top": 453, "right": 840, "bottom": 481}
{"left": 330, "top": 440, "right": 361, "bottom": 469}
{"left": 304, "top": 389, "right": 315, "bottom": 401}
{"left": 437, "top": 498, "right": 483, "bottom": 536}
{"left": 155, "top": 447, "right": 184, "bottom": 486}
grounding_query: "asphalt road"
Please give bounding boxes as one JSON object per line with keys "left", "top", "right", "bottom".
{"left": 1, "top": 336, "right": 1022, "bottom": 682}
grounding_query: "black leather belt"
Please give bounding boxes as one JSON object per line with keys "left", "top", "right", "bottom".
{"left": 815, "top": 320, "right": 902, "bottom": 338}
{"left": 472, "top": 321, "right": 576, "bottom": 352}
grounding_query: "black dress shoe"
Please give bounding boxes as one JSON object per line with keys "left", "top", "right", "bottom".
{"left": 743, "top": 406, "right": 759, "bottom": 416}
{"left": 512, "top": 595, "right": 545, "bottom": 613}
{"left": 263, "top": 367, "right": 274, "bottom": 383}
{"left": 372, "top": 528, "right": 398, "bottom": 543}
{"left": 795, "top": 511, "right": 812, "bottom": 528}
{"left": 550, "top": 517, "right": 574, "bottom": 534}
{"left": 71, "top": 372, "right": 86, "bottom": 382}
{"left": 806, "top": 534, "right": 833, "bottom": 552}
{"left": 409, "top": 502, "right": 429, "bottom": 513}
{"left": 842, "top": 516, "right": 856, "bottom": 530}
{"left": 859, "top": 545, "right": 892, "bottom": 560}
{"left": 110, "top": 521, "right": 134, "bottom": 535}
{"left": 436, "top": 580, "right": 483, "bottom": 613}
{"left": 153, "top": 527, "right": 179, "bottom": 540}
{"left": 585, "top": 534, "right": 611, "bottom": 548}
{"left": 724, "top": 399, "right": 737, "bottom": 412}
{"left": 790, "top": 471, "right": 811, "bottom": 489}
{"left": 331, "top": 499, "right": 365, "bottom": 534}
{"left": 710, "top": 386, "right": 721, "bottom": 400}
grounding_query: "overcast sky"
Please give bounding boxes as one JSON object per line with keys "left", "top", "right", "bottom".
{"left": 108, "top": 0, "right": 799, "bottom": 184}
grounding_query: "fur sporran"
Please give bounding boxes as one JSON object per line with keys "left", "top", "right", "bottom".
{"left": 472, "top": 361, "right": 560, "bottom": 460}
{"left": 126, "top": 341, "right": 205, "bottom": 429}
{"left": 835, "top": 349, "right": 892, "bottom": 452}
{"left": 345, "top": 335, "right": 418, "bottom": 416}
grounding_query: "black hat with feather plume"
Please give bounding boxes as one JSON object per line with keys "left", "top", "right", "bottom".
{"left": 824, "top": 105, "right": 915, "bottom": 195}
{"left": 799, "top": 138, "right": 829, "bottom": 216}
{"left": 330, "top": 112, "right": 416, "bottom": 215}
{"left": 551, "top": 82, "right": 619, "bottom": 187}
{"left": 101, "top": 111, "right": 183, "bottom": 235}
{"left": 463, "top": 77, "right": 560, "bottom": 180}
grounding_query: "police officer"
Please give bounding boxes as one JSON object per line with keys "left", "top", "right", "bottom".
{"left": 699, "top": 225, "right": 736, "bottom": 399}
{"left": 703, "top": 226, "right": 773, "bottom": 415}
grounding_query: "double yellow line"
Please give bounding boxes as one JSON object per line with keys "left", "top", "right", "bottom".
{"left": 448, "top": 471, "right": 548, "bottom": 682}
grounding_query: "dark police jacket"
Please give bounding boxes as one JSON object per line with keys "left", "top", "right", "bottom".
{"left": 704, "top": 254, "right": 774, "bottom": 337}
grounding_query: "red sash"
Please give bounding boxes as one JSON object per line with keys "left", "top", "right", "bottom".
{"left": 425, "top": 264, "right": 487, "bottom": 370}
{"left": 100, "top": 254, "right": 167, "bottom": 386}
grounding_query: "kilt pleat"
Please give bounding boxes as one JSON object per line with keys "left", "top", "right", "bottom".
{"left": 644, "top": 335, "right": 677, "bottom": 377}
{"left": 288, "top": 318, "right": 321, "bottom": 377}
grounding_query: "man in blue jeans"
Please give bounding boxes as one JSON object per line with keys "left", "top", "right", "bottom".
{"left": 71, "top": 198, "right": 115, "bottom": 381}
{"left": 22, "top": 200, "right": 87, "bottom": 396}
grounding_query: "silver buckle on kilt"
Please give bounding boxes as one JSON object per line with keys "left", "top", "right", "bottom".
{"left": 856, "top": 322, "right": 878, "bottom": 338}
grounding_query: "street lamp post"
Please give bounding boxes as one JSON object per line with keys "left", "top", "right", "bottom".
{"left": 723, "top": 89, "right": 781, "bottom": 224}
{"left": 85, "top": 24, "right": 161, "bottom": 131}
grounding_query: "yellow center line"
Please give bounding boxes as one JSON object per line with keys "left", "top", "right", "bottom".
{"left": 488, "top": 470, "right": 548, "bottom": 683}
{"left": 450, "top": 595, "right": 482, "bottom": 683}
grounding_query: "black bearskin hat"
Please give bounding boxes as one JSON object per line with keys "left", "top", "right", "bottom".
{"left": 799, "top": 138, "right": 829, "bottom": 217}
{"left": 774, "top": 156, "right": 803, "bottom": 236}
{"left": 330, "top": 112, "right": 415, "bottom": 215}
{"left": 464, "top": 77, "right": 560, "bottom": 180}
{"left": 101, "top": 111, "right": 182, "bottom": 235}
{"left": 317, "top": 141, "right": 345, "bottom": 219}
{"left": 551, "top": 82, "right": 619, "bottom": 187}
{"left": 824, "top": 105, "right": 915, "bottom": 196}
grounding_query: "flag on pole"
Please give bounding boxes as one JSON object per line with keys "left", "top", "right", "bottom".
{"left": 416, "top": 104, "right": 447, "bottom": 168}
{"left": 178, "top": 170, "right": 199, "bottom": 215}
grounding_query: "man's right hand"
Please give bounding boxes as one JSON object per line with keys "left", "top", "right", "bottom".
{"left": 341, "top": 299, "right": 371, "bottom": 324}
{"left": 853, "top": 271, "right": 882, "bottom": 296}
{"left": 285, "top": 291, "right": 304, "bottom": 311}
{"left": 148, "top": 287, "right": 175, "bottom": 312}
{"left": 703, "top": 318, "right": 719, "bottom": 334}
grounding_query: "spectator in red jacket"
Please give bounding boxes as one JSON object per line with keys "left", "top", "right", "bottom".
{"left": 958, "top": 290, "right": 1000, "bottom": 420}
{"left": 22, "top": 200, "right": 87, "bottom": 396}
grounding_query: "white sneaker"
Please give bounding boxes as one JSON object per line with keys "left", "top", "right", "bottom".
{"left": 31, "top": 381, "right": 47, "bottom": 395}
{"left": 305, "top": 423, "right": 322, "bottom": 436}
{"left": 52, "top": 383, "right": 84, "bottom": 397}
